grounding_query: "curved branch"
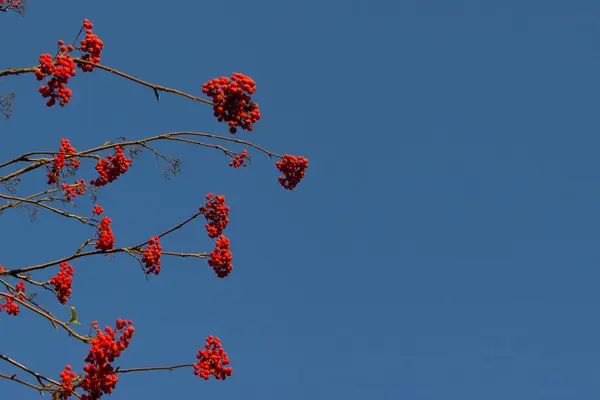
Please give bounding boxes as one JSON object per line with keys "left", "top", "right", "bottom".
{"left": 0, "top": 293, "right": 92, "bottom": 343}
{"left": 0, "top": 193, "right": 94, "bottom": 225}
{"left": 3, "top": 210, "right": 204, "bottom": 277}
{"left": 73, "top": 59, "right": 215, "bottom": 106}
{"left": 0, "top": 131, "right": 281, "bottom": 183}
{"left": 115, "top": 363, "right": 195, "bottom": 374}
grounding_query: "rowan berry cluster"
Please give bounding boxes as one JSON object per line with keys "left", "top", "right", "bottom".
{"left": 15, "top": 281, "right": 26, "bottom": 294}
{"left": 77, "top": 19, "right": 103, "bottom": 72}
{"left": 48, "top": 138, "right": 80, "bottom": 185}
{"left": 0, "top": 0, "right": 23, "bottom": 13}
{"left": 92, "top": 205, "right": 104, "bottom": 215}
{"left": 58, "top": 365, "right": 77, "bottom": 399}
{"left": 0, "top": 282, "right": 25, "bottom": 316}
{"left": 62, "top": 179, "right": 87, "bottom": 201}
{"left": 0, "top": 297, "right": 19, "bottom": 316}
{"left": 200, "top": 193, "right": 230, "bottom": 238}
{"left": 90, "top": 146, "right": 132, "bottom": 187}
{"left": 141, "top": 236, "right": 162, "bottom": 275}
{"left": 193, "top": 336, "right": 232, "bottom": 380}
{"left": 95, "top": 216, "right": 114, "bottom": 250}
{"left": 202, "top": 73, "right": 261, "bottom": 134}
{"left": 208, "top": 235, "right": 233, "bottom": 278}
{"left": 229, "top": 150, "right": 249, "bottom": 168}
{"left": 50, "top": 262, "right": 74, "bottom": 304}
{"left": 81, "top": 319, "right": 135, "bottom": 400}
{"left": 57, "top": 39, "right": 75, "bottom": 55}
{"left": 0, "top": 0, "right": 23, "bottom": 9}
{"left": 36, "top": 53, "right": 76, "bottom": 107}
{"left": 276, "top": 154, "right": 309, "bottom": 190}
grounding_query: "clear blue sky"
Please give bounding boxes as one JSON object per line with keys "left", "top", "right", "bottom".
{"left": 2, "top": 0, "right": 600, "bottom": 399}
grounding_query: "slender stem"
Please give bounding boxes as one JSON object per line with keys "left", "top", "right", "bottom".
{"left": 116, "top": 364, "right": 195, "bottom": 374}
{"left": 0, "top": 293, "right": 92, "bottom": 343}
{"left": 0, "top": 131, "right": 281, "bottom": 183}
{"left": 73, "top": 59, "right": 215, "bottom": 106}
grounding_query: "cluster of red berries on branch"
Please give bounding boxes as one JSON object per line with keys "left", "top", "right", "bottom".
{"left": 81, "top": 319, "right": 135, "bottom": 400}
{"left": 36, "top": 53, "right": 76, "bottom": 107}
{"left": 141, "top": 236, "right": 162, "bottom": 275}
{"left": 0, "top": 297, "right": 19, "bottom": 316}
{"left": 50, "top": 262, "right": 74, "bottom": 304}
{"left": 95, "top": 216, "right": 115, "bottom": 251}
{"left": 276, "top": 154, "right": 309, "bottom": 190}
{"left": 208, "top": 235, "right": 233, "bottom": 278}
{"left": 202, "top": 73, "right": 261, "bottom": 134}
{"left": 0, "top": 0, "right": 22, "bottom": 6}
{"left": 0, "top": 282, "right": 25, "bottom": 316}
{"left": 47, "top": 138, "right": 80, "bottom": 184}
{"left": 92, "top": 205, "right": 104, "bottom": 216}
{"left": 90, "top": 146, "right": 132, "bottom": 187}
{"left": 34, "top": 20, "right": 102, "bottom": 106}
{"left": 200, "top": 193, "right": 230, "bottom": 238}
{"left": 62, "top": 179, "right": 87, "bottom": 202}
{"left": 15, "top": 281, "right": 26, "bottom": 294}
{"left": 229, "top": 149, "right": 249, "bottom": 168}
{"left": 58, "top": 365, "right": 78, "bottom": 399}
{"left": 193, "top": 336, "right": 232, "bottom": 380}
{"left": 0, "top": 0, "right": 23, "bottom": 12}
{"left": 77, "top": 19, "right": 104, "bottom": 72}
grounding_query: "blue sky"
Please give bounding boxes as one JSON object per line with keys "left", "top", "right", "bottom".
{"left": 2, "top": 0, "right": 600, "bottom": 399}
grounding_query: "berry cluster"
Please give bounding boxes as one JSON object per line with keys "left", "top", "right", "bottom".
{"left": 208, "top": 235, "right": 233, "bottom": 278}
{"left": 275, "top": 154, "right": 309, "bottom": 190}
{"left": 57, "top": 39, "right": 75, "bottom": 54}
{"left": 15, "top": 281, "right": 26, "bottom": 294}
{"left": 229, "top": 150, "right": 249, "bottom": 168}
{"left": 0, "top": 282, "right": 25, "bottom": 316}
{"left": 193, "top": 336, "right": 232, "bottom": 380}
{"left": 58, "top": 365, "right": 78, "bottom": 400}
{"left": 200, "top": 193, "right": 230, "bottom": 238}
{"left": 62, "top": 179, "right": 87, "bottom": 201}
{"left": 77, "top": 19, "right": 104, "bottom": 72}
{"left": 50, "top": 262, "right": 74, "bottom": 304}
{"left": 81, "top": 319, "right": 135, "bottom": 400}
{"left": 95, "top": 216, "right": 115, "bottom": 251}
{"left": 34, "top": 20, "right": 102, "bottom": 106}
{"left": 0, "top": 0, "right": 23, "bottom": 11}
{"left": 92, "top": 205, "right": 104, "bottom": 216}
{"left": 0, "top": 297, "right": 19, "bottom": 316}
{"left": 36, "top": 53, "right": 76, "bottom": 107}
{"left": 47, "top": 139, "right": 80, "bottom": 185}
{"left": 202, "top": 73, "right": 261, "bottom": 134}
{"left": 90, "top": 146, "right": 132, "bottom": 187}
{"left": 141, "top": 236, "right": 162, "bottom": 275}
